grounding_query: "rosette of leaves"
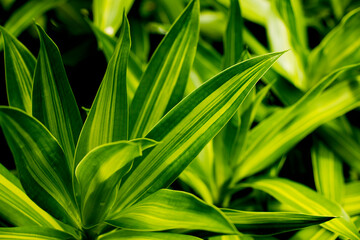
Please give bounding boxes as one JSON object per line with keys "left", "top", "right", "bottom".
{"left": 0, "top": 0, "right": 305, "bottom": 239}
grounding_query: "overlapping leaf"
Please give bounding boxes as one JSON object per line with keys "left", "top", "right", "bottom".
{"left": 234, "top": 65, "right": 360, "bottom": 181}
{"left": 75, "top": 139, "right": 156, "bottom": 227}
{"left": 111, "top": 51, "right": 284, "bottom": 213}
{"left": 0, "top": 26, "right": 35, "bottom": 114}
{"left": 75, "top": 16, "right": 130, "bottom": 166}
{"left": 0, "top": 172, "right": 63, "bottom": 230}
{"left": 308, "top": 8, "right": 360, "bottom": 84}
{"left": 0, "top": 107, "right": 80, "bottom": 227}
{"left": 108, "top": 189, "right": 237, "bottom": 234}
{"left": 32, "top": 25, "right": 82, "bottom": 165}
{"left": 130, "top": 0, "right": 199, "bottom": 138}
{"left": 87, "top": 20, "right": 141, "bottom": 100}
{"left": 246, "top": 178, "right": 360, "bottom": 239}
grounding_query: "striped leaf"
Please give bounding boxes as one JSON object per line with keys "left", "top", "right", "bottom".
{"left": 246, "top": 178, "right": 360, "bottom": 240}
{"left": 0, "top": 227, "right": 74, "bottom": 240}
{"left": 318, "top": 124, "right": 360, "bottom": 172}
{"left": 0, "top": 107, "right": 80, "bottom": 228}
{"left": 75, "top": 15, "right": 130, "bottom": 166}
{"left": 344, "top": 182, "right": 360, "bottom": 216}
{"left": 130, "top": 0, "right": 199, "bottom": 138}
{"left": 87, "top": 20, "right": 141, "bottom": 100}
{"left": 1, "top": 0, "right": 65, "bottom": 41}
{"left": 0, "top": 172, "right": 63, "bottom": 230}
{"left": 223, "top": 0, "right": 243, "bottom": 69}
{"left": 99, "top": 230, "right": 202, "bottom": 240}
{"left": 289, "top": 226, "right": 338, "bottom": 240}
{"left": 32, "top": 25, "right": 82, "bottom": 166}
{"left": 93, "top": 0, "right": 134, "bottom": 36}
{"left": 107, "top": 189, "right": 237, "bottom": 234}
{"left": 234, "top": 65, "right": 360, "bottom": 181}
{"left": 75, "top": 139, "right": 157, "bottom": 228}
{"left": 111, "top": 51, "right": 284, "bottom": 213}
{"left": 0, "top": 26, "right": 35, "bottom": 114}
{"left": 308, "top": 8, "right": 360, "bottom": 84}
{"left": 0, "top": 163, "right": 22, "bottom": 191}
{"left": 312, "top": 140, "right": 344, "bottom": 203}
{"left": 222, "top": 209, "right": 333, "bottom": 235}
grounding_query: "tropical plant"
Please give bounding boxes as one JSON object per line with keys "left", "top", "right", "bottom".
{"left": 1, "top": 0, "right": 359, "bottom": 239}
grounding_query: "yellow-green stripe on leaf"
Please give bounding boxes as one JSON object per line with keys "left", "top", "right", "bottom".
{"left": 107, "top": 189, "right": 237, "bottom": 234}
{"left": 112, "top": 51, "right": 284, "bottom": 212}
{"left": 0, "top": 26, "right": 35, "bottom": 114}
{"left": 0, "top": 107, "right": 80, "bottom": 228}
{"left": 246, "top": 178, "right": 360, "bottom": 240}
{"left": 75, "top": 15, "right": 131, "bottom": 167}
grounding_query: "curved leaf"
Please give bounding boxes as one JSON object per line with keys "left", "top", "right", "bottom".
{"left": 0, "top": 26, "right": 35, "bottom": 114}
{"left": 222, "top": 209, "right": 333, "bottom": 235}
{"left": 75, "top": 139, "right": 157, "bottom": 228}
{"left": 75, "top": 15, "right": 131, "bottom": 166}
{"left": 87, "top": 19, "right": 142, "bottom": 100}
{"left": 234, "top": 66, "right": 360, "bottom": 181}
{"left": 0, "top": 107, "right": 80, "bottom": 227}
{"left": 112, "top": 51, "right": 284, "bottom": 212}
{"left": 99, "top": 230, "right": 202, "bottom": 240}
{"left": 0, "top": 227, "right": 74, "bottom": 240}
{"left": 2, "top": 0, "right": 65, "bottom": 40}
{"left": 245, "top": 178, "right": 360, "bottom": 240}
{"left": 108, "top": 189, "right": 237, "bottom": 234}
{"left": 130, "top": 0, "right": 200, "bottom": 138}
{"left": 32, "top": 25, "right": 82, "bottom": 165}
{"left": 0, "top": 173, "right": 63, "bottom": 230}
{"left": 308, "top": 8, "right": 360, "bottom": 84}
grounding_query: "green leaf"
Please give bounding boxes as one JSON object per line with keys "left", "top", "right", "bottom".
{"left": 87, "top": 19, "right": 142, "bottom": 100}
{"left": 99, "top": 230, "right": 202, "bottom": 240}
{"left": 318, "top": 123, "right": 360, "bottom": 172}
{"left": 75, "top": 15, "right": 131, "bottom": 166}
{"left": 234, "top": 66, "right": 360, "bottom": 181}
{"left": 190, "top": 40, "right": 222, "bottom": 88}
{"left": 107, "top": 189, "right": 237, "bottom": 234}
{"left": 1, "top": 0, "right": 65, "bottom": 40}
{"left": 223, "top": 0, "right": 243, "bottom": 69}
{"left": 312, "top": 140, "right": 344, "bottom": 203}
{"left": 32, "top": 25, "right": 82, "bottom": 166}
{"left": 344, "top": 181, "right": 360, "bottom": 216}
{"left": 308, "top": 8, "right": 360, "bottom": 84}
{"left": 266, "top": 0, "right": 306, "bottom": 89}
{"left": 0, "top": 107, "right": 80, "bottom": 228}
{"left": 246, "top": 178, "right": 360, "bottom": 240}
{"left": 289, "top": 226, "right": 338, "bottom": 240}
{"left": 222, "top": 208, "right": 333, "bottom": 236}
{"left": 0, "top": 26, "right": 35, "bottom": 114}
{"left": 0, "top": 163, "right": 22, "bottom": 191}
{"left": 0, "top": 227, "right": 74, "bottom": 240}
{"left": 112, "top": 51, "right": 284, "bottom": 212}
{"left": 0, "top": 171, "right": 63, "bottom": 230}
{"left": 130, "top": 0, "right": 200, "bottom": 138}
{"left": 93, "top": 0, "right": 134, "bottom": 36}
{"left": 75, "top": 139, "right": 157, "bottom": 228}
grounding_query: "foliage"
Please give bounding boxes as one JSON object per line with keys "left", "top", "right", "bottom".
{"left": 0, "top": 0, "right": 359, "bottom": 239}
